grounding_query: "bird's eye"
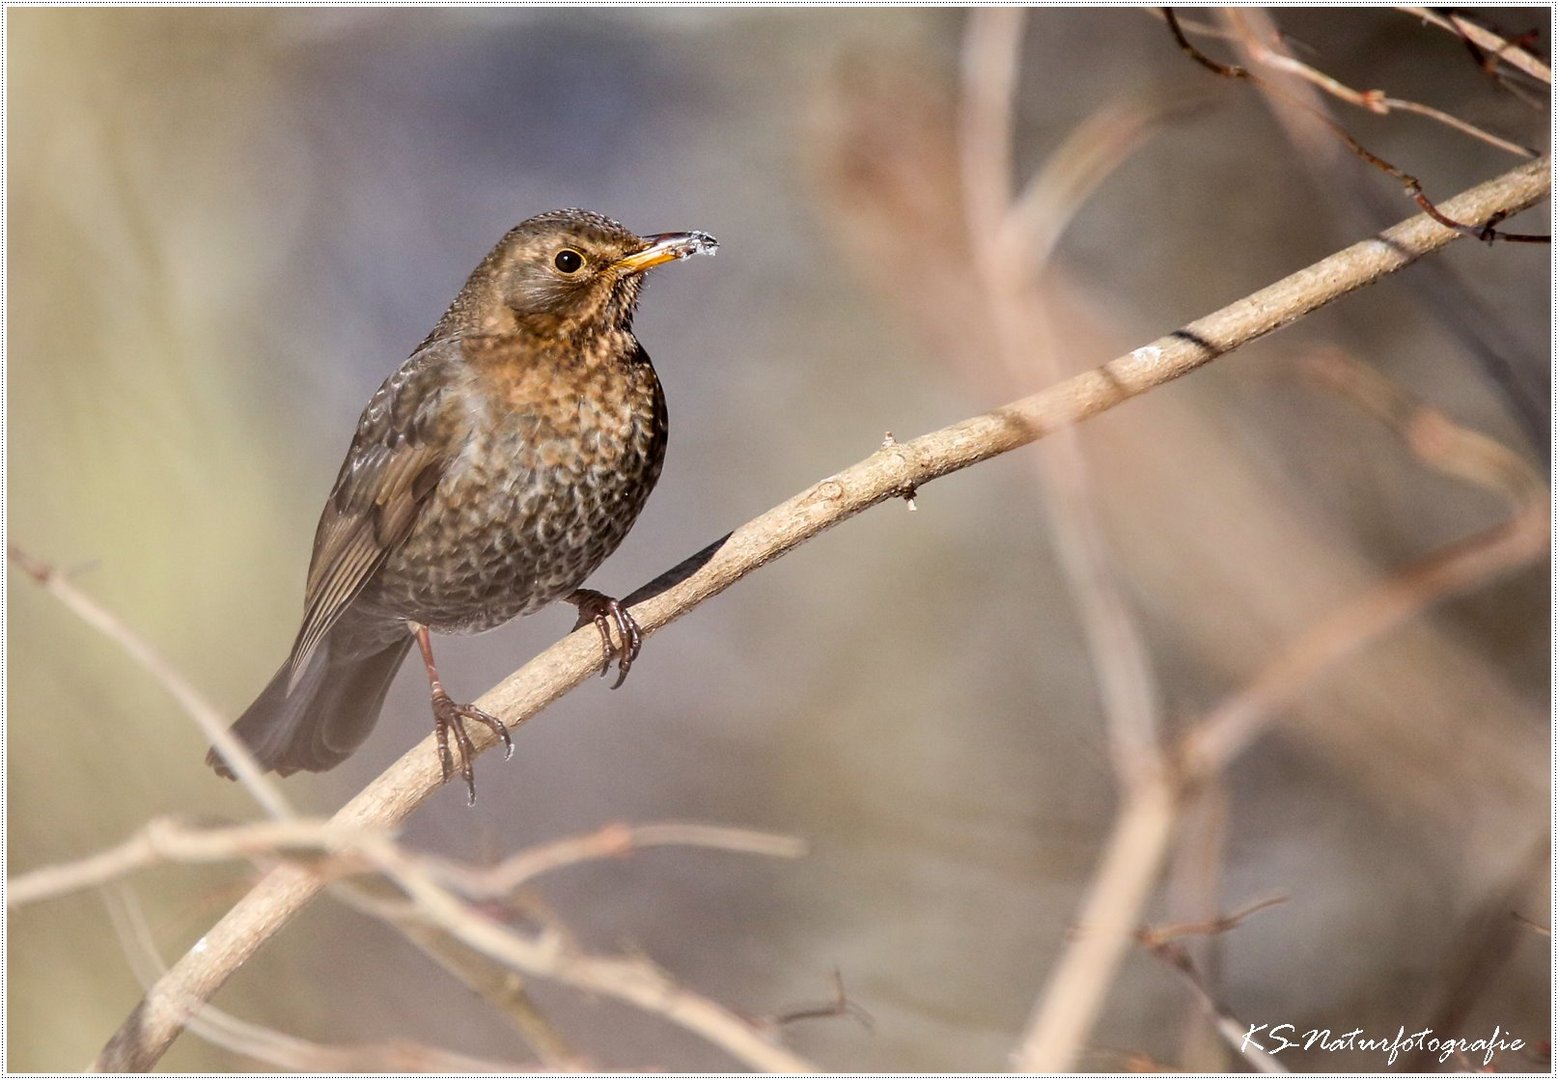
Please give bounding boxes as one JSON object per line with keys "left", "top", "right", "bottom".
{"left": 553, "top": 249, "right": 584, "bottom": 274}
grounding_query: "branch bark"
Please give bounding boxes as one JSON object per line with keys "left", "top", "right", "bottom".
{"left": 91, "top": 154, "right": 1548, "bottom": 1071}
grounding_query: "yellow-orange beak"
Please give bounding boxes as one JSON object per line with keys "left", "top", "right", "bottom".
{"left": 613, "top": 230, "right": 718, "bottom": 274}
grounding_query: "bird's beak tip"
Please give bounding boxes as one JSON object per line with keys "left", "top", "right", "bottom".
{"left": 615, "top": 230, "right": 719, "bottom": 274}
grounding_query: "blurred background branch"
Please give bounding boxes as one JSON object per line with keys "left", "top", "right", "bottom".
{"left": 99, "top": 884, "right": 537, "bottom": 1071}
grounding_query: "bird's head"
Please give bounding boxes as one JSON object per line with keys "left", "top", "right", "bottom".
{"left": 439, "top": 208, "right": 717, "bottom": 342}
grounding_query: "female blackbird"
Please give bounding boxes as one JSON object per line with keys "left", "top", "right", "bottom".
{"left": 209, "top": 209, "right": 717, "bottom": 801}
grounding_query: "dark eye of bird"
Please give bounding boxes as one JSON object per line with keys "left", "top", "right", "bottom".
{"left": 553, "top": 249, "right": 584, "bottom": 274}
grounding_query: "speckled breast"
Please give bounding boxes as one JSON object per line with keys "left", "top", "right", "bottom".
{"left": 365, "top": 347, "right": 667, "bottom": 634}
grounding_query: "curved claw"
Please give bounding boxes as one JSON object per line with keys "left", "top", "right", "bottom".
{"left": 607, "top": 601, "right": 642, "bottom": 689}
{"left": 568, "top": 589, "right": 644, "bottom": 688}
{"left": 431, "top": 691, "right": 511, "bottom": 804}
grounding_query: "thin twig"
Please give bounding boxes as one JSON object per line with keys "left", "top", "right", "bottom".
{"left": 1374, "top": 97, "right": 1537, "bottom": 158}
{"left": 1302, "top": 349, "right": 1542, "bottom": 502}
{"left": 1397, "top": 7, "right": 1552, "bottom": 86}
{"left": 19, "top": 817, "right": 804, "bottom": 1070}
{"left": 100, "top": 885, "right": 532, "bottom": 1072}
{"left": 1137, "top": 911, "right": 1287, "bottom": 1073}
{"left": 10, "top": 817, "right": 384, "bottom": 907}
{"left": 965, "top": 46, "right": 1183, "bottom": 1063}
{"left": 4, "top": 558, "right": 580, "bottom": 1063}
{"left": 1209, "top": 8, "right": 1548, "bottom": 448}
{"left": 1163, "top": 10, "right": 1549, "bottom": 244}
{"left": 963, "top": 7, "right": 1168, "bottom": 788}
{"left": 1014, "top": 774, "right": 1179, "bottom": 1069}
{"left": 90, "top": 154, "right": 1549, "bottom": 1071}
{"left": 1404, "top": 838, "right": 1548, "bottom": 1070}
{"left": 353, "top": 838, "right": 816, "bottom": 1073}
{"left": 1005, "top": 89, "right": 1214, "bottom": 267}
{"left": 56, "top": 817, "right": 815, "bottom": 1071}
{"left": 1169, "top": 9, "right": 1541, "bottom": 158}
{"left": 1179, "top": 355, "right": 1547, "bottom": 779}
{"left": 1139, "top": 895, "right": 1289, "bottom": 949}
{"left": 378, "top": 914, "right": 589, "bottom": 1070}
{"left": 11, "top": 815, "right": 803, "bottom": 910}
{"left": 1162, "top": 784, "right": 1231, "bottom": 1070}
{"left": 957, "top": 7, "right": 1023, "bottom": 231}
{"left": 771, "top": 969, "right": 874, "bottom": 1032}
{"left": 1182, "top": 503, "right": 1546, "bottom": 781}
{"left": 424, "top": 821, "right": 806, "bottom": 897}
{"left": 8, "top": 546, "right": 291, "bottom": 819}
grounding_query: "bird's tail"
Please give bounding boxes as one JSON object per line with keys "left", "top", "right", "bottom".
{"left": 208, "top": 624, "right": 413, "bottom": 778}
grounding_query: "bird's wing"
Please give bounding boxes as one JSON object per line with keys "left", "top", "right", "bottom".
{"left": 287, "top": 348, "right": 456, "bottom": 683}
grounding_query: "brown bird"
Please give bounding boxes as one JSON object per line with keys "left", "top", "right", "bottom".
{"left": 208, "top": 209, "right": 717, "bottom": 801}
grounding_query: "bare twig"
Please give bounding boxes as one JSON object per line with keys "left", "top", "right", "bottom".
{"left": 1137, "top": 906, "right": 1288, "bottom": 1073}
{"left": 3, "top": 549, "right": 580, "bottom": 1061}
{"left": 1015, "top": 774, "right": 1179, "bottom": 1069}
{"left": 1168, "top": 9, "right": 1541, "bottom": 158}
{"left": 1179, "top": 356, "right": 1547, "bottom": 779}
{"left": 1005, "top": 89, "right": 1213, "bottom": 267}
{"left": 1398, "top": 7, "right": 1552, "bottom": 86}
{"left": 8, "top": 546, "right": 290, "bottom": 819}
{"left": 10, "top": 817, "right": 382, "bottom": 907}
{"left": 90, "top": 155, "right": 1549, "bottom": 1071}
{"left": 384, "top": 917, "right": 589, "bottom": 1070}
{"left": 7, "top": 564, "right": 593, "bottom": 1069}
{"left": 18, "top": 817, "right": 803, "bottom": 1070}
{"left": 1163, "top": 782, "right": 1230, "bottom": 1070}
{"left": 957, "top": 6, "right": 1023, "bottom": 229}
{"left": 1139, "top": 895, "right": 1289, "bottom": 949}
{"left": 1163, "top": 10, "right": 1549, "bottom": 244}
{"left": 772, "top": 969, "right": 874, "bottom": 1031}
{"left": 100, "top": 886, "right": 532, "bottom": 1072}
{"left": 1367, "top": 97, "right": 1537, "bottom": 158}
{"left": 11, "top": 815, "right": 802, "bottom": 911}
{"left": 1404, "top": 839, "right": 1548, "bottom": 1070}
{"left": 55, "top": 817, "right": 816, "bottom": 1072}
{"left": 1208, "top": 8, "right": 1549, "bottom": 448}
{"left": 424, "top": 821, "right": 806, "bottom": 897}
{"left": 351, "top": 839, "right": 816, "bottom": 1073}
{"left": 963, "top": 7, "right": 1168, "bottom": 788}
{"left": 1182, "top": 510, "right": 1543, "bottom": 782}
{"left": 1302, "top": 349, "right": 1542, "bottom": 502}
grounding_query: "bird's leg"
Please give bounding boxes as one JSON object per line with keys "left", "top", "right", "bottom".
{"left": 566, "top": 589, "right": 643, "bottom": 690}
{"left": 411, "top": 622, "right": 512, "bottom": 805}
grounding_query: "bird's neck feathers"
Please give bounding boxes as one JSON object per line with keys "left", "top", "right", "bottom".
{"left": 421, "top": 267, "right": 644, "bottom": 360}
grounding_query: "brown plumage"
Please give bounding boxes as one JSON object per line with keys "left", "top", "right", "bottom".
{"left": 209, "top": 209, "right": 716, "bottom": 801}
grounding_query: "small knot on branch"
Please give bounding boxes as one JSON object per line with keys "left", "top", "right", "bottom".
{"left": 880, "top": 432, "right": 919, "bottom": 510}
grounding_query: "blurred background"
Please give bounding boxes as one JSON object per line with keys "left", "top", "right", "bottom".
{"left": 8, "top": 8, "right": 1550, "bottom": 1071}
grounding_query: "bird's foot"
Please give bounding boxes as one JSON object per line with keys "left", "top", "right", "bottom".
{"left": 431, "top": 690, "right": 512, "bottom": 805}
{"left": 567, "top": 589, "right": 643, "bottom": 689}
